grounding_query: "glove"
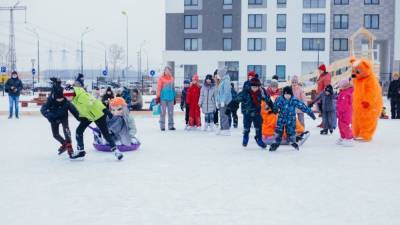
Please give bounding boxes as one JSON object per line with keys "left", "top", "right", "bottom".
{"left": 361, "top": 101, "right": 370, "bottom": 109}
{"left": 156, "top": 97, "right": 160, "bottom": 104}
{"left": 310, "top": 113, "right": 317, "bottom": 120}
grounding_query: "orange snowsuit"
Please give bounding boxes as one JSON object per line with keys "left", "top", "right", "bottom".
{"left": 261, "top": 102, "right": 304, "bottom": 139}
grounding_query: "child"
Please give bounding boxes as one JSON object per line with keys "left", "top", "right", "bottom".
{"left": 180, "top": 79, "right": 190, "bottom": 129}
{"left": 234, "top": 77, "right": 275, "bottom": 149}
{"left": 309, "top": 85, "right": 337, "bottom": 135}
{"left": 336, "top": 79, "right": 354, "bottom": 147}
{"left": 270, "top": 86, "right": 316, "bottom": 151}
{"left": 291, "top": 75, "right": 307, "bottom": 127}
{"left": 388, "top": 73, "right": 400, "bottom": 119}
{"left": 102, "top": 87, "right": 114, "bottom": 108}
{"left": 228, "top": 82, "right": 239, "bottom": 128}
{"left": 63, "top": 85, "right": 124, "bottom": 160}
{"left": 216, "top": 69, "right": 232, "bottom": 136}
{"left": 186, "top": 74, "right": 202, "bottom": 129}
{"left": 199, "top": 74, "right": 217, "bottom": 131}
{"left": 41, "top": 78, "right": 80, "bottom": 157}
{"left": 105, "top": 97, "right": 139, "bottom": 146}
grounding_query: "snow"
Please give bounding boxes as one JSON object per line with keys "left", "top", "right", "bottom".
{"left": 0, "top": 112, "right": 400, "bottom": 225}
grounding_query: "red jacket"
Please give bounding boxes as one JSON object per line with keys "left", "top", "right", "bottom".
{"left": 186, "top": 84, "right": 201, "bottom": 108}
{"left": 317, "top": 73, "right": 331, "bottom": 94}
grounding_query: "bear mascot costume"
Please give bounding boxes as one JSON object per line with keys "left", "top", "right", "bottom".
{"left": 350, "top": 57, "right": 383, "bottom": 141}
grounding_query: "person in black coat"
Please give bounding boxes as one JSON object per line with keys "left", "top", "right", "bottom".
{"left": 41, "top": 78, "right": 80, "bottom": 157}
{"left": 5, "top": 71, "right": 23, "bottom": 119}
{"left": 227, "top": 82, "right": 239, "bottom": 128}
{"left": 181, "top": 79, "right": 191, "bottom": 128}
{"left": 101, "top": 87, "right": 114, "bottom": 108}
{"left": 388, "top": 73, "right": 400, "bottom": 119}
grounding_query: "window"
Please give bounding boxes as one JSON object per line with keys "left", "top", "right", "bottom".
{"left": 248, "top": 14, "right": 263, "bottom": 29}
{"left": 248, "top": 65, "right": 265, "bottom": 81}
{"left": 223, "top": 15, "right": 233, "bottom": 28}
{"left": 277, "top": 14, "right": 287, "bottom": 32}
{"left": 334, "top": 0, "right": 349, "bottom": 5}
{"left": 184, "top": 0, "right": 198, "bottom": 6}
{"left": 276, "top": 65, "right": 286, "bottom": 80}
{"left": 224, "top": 0, "right": 233, "bottom": 5}
{"left": 276, "top": 38, "right": 286, "bottom": 51}
{"left": 184, "top": 65, "right": 198, "bottom": 80}
{"left": 303, "top": 14, "right": 325, "bottom": 32}
{"left": 184, "top": 38, "right": 198, "bottom": 51}
{"left": 333, "top": 38, "right": 348, "bottom": 51}
{"left": 184, "top": 15, "right": 198, "bottom": 29}
{"left": 302, "top": 38, "right": 325, "bottom": 51}
{"left": 364, "top": 14, "right": 379, "bottom": 29}
{"left": 277, "top": 0, "right": 287, "bottom": 8}
{"left": 248, "top": 38, "right": 263, "bottom": 51}
{"left": 249, "top": 0, "right": 263, "bottom": 5}
{"left": 333, "top": 14, "right": 348, "bottom": 29}
{"left": 223, "top": 38, "right": 232, "bottom": 51}
{"left": 225, "top": 61, "right": 239, "bottom": 81}
{"left": 365, "top": 0, "right": 379, "bottom": 5}
{"left": 303, "top": 0, "right": 326, "bottom": 8}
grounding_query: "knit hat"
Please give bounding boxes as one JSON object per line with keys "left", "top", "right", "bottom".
{"left": 325, "top": 85, "right": 334, "bottom": 95}
{"left": 250, "top": 77, "right": 261, "bottom": 87}
{"left": 110, "top": 97, "right": 127, "bottom": 107}
{"left": 63, "top": 85, "right": 76, "bottom": 98}
{"left": 337, "top": 78, "right": 350, "bottom": 89}
{"left": 248, "top": 71, "right": 256, "bottom": 79}
{"left": 270, "top": 79, "right": 279, "bottom": 88}
{"left": 205, "top": 74, "right": 213, "bottom": 81}
{"left": 184, "top": 79, "right": 191, "bottom": 85}
{"left": 319, "top": 64, "right": 327, "bottom": 72}
{"left": 291, "top": 75, "right": 299, "bottom": 83}
{"left": 282, "top": 86, "right": 293, "bottom": 96}
{"left": 192, "top": 74, "right": 199, "bottom": 82}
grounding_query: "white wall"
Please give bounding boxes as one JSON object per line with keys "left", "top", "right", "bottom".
{"left": 165, "top": 0, "right": 184, "bottom": 13}
{"left": 395, "top": 1, "right": 400, "bottom": 61}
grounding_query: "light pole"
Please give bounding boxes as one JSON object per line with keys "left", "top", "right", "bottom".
{"left": 26, "top": 26, "right": 40, "bottom": 83}
{"left": 80, "top": 27, "right": 93, "bottom": 74}
{"left": 121, "top": 11, "right": 129, "bottom": 79}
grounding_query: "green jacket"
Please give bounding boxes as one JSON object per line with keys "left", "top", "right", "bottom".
{"left": 72, "top": 87, "right": 105, "bottom": 121}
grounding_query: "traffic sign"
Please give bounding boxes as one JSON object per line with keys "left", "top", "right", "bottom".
{"left": 1, "top": 66, "right": 6, "bottom": 73}
{"left": 149, "top": 70, "right": 156, "bottom": 77}
{"left": 32, "top": 68, "right": 36, "bottom": 75}
{"left": 102, "top": 70, "right": 108, "bottom": 76}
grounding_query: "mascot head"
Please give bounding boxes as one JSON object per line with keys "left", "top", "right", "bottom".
{"left": 109, "top": 97, "right": 127, "bottom": 116}
{"left": 349, "top": 57, "right": 374, "bottom": 80}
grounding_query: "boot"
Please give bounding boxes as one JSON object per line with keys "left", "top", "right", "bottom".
{"left": 269, "top": 143, "right": 280, "bottom": 152}
{"left": 65, "top": 143, "right": 74, "bottom": 158}
{"left": 242, "top": 133, "right": 249, "bottom": 147}
{"left": 291, "top": 142, "right": 300, "bottom": 151}
{"left": 320, "top": 129, "right": 328, "bottom": 135}
{"left": 57, "top": 143, "right": 67, "bottom": 155}
{"left": 329, "top": 129, "right": 334, "bottom": 134}
{"left": 111, "top": 147, "right": 124, "bottom": 161}
{"left": 70, "top": 146, "right": 86, "bottom": 159}
{"left": 203, "top": 123, "right": 209, "bottom": 132}
{"left": 255, "top": 136, "right": 267, "bottom": 149}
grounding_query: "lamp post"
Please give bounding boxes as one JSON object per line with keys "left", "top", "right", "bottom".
{"left": 121, "top": 11, "right": 129, "bottom": 79}
{"left": 80, "top": 27, "right": 93, "bottom": 74}
{"left": 26, "top": 26, "right": 40, "bottom": 83}
{"left": 138, "top": 41, "right": 146, "bottom": 92}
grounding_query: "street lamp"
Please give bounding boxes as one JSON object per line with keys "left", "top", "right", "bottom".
{"left": 25, "top": 26, "right": 40, "bottom": 83}
{"left": 121, "top": 11, "right": 129, "bottom": 79}
{"left": 81, "top": 27, "right": 93, "bottom": 74}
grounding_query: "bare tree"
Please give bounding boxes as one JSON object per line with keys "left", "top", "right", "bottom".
{"left": 108, "top": 44, "right": 124, "bottom": 80}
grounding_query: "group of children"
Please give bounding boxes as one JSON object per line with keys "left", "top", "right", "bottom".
{"left": 41, "top": 76, "right": 139, "bottom": 160}
{"left": 179, "top": 68, "right": 357, "bottom": 151}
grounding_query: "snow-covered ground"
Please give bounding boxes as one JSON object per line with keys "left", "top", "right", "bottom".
{"left": 0, "top": 113, "right": 399, "bottom": 225}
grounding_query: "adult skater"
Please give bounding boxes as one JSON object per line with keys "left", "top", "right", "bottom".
{"left": 5, "top": 71, "right": 23, "bottom": 119}
{"left": 156, "top": 66, "right": 176, "bottom": 131}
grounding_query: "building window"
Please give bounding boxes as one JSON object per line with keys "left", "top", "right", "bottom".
{"left": 223, "top": 15, "right": 233, "bottom": 28}
{"left": 184, "top": 38, "right": 198, "bottom": 51}
{"left": 334, "top": 0, "right": 349, "bottom": 5}
{"left": 223, "top": 38, "right": 232, "bottom": 51}
{"left": 333, "top": 38, "right": 348, "bottom": 51}
{"left": 277, "top": 14, "right": 287, "bottom": 32}
{"left": 248, "top": 38, "right": 263, "bottom": 51}
{"left": 248, "top": 65, "right": 265, "bottom": 81}
{"left": 225, "top": 61, "right": 240, "bottom": 81}
{"left": 303, "top": 0, "right": 326, "bottom": 8}
{"left": 302, "top": 38, "right": 325, "bottom": 51}
{"left": 184, "top": 15, "right": 198, "bottom": 29}
{"left": 249, "top": 0, "right": 263, "bottom": 5}
{"left": 333, "top": 14, "right": 348, "bottom": 29}
{"left": 276, "top": 38, "right": 286, "bottom": 51}
{"left": 248, "top": 14, "right": 263, "bottom": 29}
{"left": 303, "top": 14, "right": 325, "bottom": 33}
{"left": 364, "top": 0, "right": 379, "bottom": 5}
{"left": 223, "top": 0, "right": 233, "bottom": 5}
{"left": 277, "top": 0, "right": 287, "bottom": 8}
{"left": 364, "top": 14, "right": 379, "bottom": 29}
{"left": 276, "top": 65, "right": 286, "bottom": 80}
{"left": 184, "top": 0, "right": 198, "bottom": 6}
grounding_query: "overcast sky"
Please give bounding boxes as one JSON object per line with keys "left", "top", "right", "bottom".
{"left": 0, "top": 0, "right": 165, "bottom": 72}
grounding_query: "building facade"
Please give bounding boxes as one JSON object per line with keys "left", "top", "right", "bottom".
{"left": 165, "top": 0, "right": 397, "bottom": 86}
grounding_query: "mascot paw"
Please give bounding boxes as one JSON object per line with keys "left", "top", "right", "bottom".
{"left": 361, "top": 101, "right": 370, "bottom": 109}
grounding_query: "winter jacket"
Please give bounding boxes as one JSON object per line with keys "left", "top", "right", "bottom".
{"left": 5, "top": 77, "right": 23, "bottom": 96}
{"left": 180, "top": 87, "right": 189, "bottom": 109}
{"left": 311, "top": 92, "right": 337, "bottom": 112}
{"left": 317, "top": 72, "right": 331, "bottom": 95}
{"left": 216, "top": 74, "right": 232, "bottom": 106}
{"left": 388, "top": 80, "right": 400, "bottom": 101}
{"left": 102, "top": 88, "right": 114, "bottom": 107}
{"left": 292, "top": 85, "right": 307, "bottom": 113}
{"left": 235, "top": 88, "right": 274, "bottom": 116}
{"left": 186, "top": 84, "right": 201, "bottom": 110}
{"left": 157, "top": 73, "right": 176, "bottom": 101}
{"left": 230, "top": 87, "right": 239, "bottom": 111}
{"left": 337, "top": 87, "right": 353, "bottom": 123}
{"left": 199, "top": 82, "right": 217, "bottom": 114}
{"left": 107, "top": 106, "right": 137, "bottom": 146}
{"left": 274, "top": 96, "right": 315, "bottom": 125}
{"left": 72, "top": 87, "right": 106, "bottom": 122}
{"left": 121, "top": 88, "right": 132, "bottom": 106}
{"left": 41, "top": 96, "right": 80, "bottom": 123}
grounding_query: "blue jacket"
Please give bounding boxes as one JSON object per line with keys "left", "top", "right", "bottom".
{"left": 216, "top": 74, "right": 232, "bottom": 106}
{"left": 5, "top": 77, "right": 23, "bottom": 96}
{"left": 121, "top": 88, "right": 132, "bottom": 106}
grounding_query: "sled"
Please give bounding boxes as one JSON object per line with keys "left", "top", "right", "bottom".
{"left": 89, "top": 126, "right": 141, "bottom": 152}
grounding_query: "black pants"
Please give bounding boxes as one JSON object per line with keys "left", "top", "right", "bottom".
{"left": 214, "top": 109, "right": 219, "bottom": 124}
{"left": 243, "top": 114, "right": 262, "bottom": 139}
{"left": 185, "top": 104, "right": 190, "bottom": 125}
{"left": 76, "top": 115, "right": 116, "bottom": 150}
{"left": 228, "top": 109, "right": 238, "bottom": 128}
{"left": 51, "top": 118, "right": 71, "bottom": 145}
{"left": 390, "top": 99, "right": 400, "bottom": 119}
